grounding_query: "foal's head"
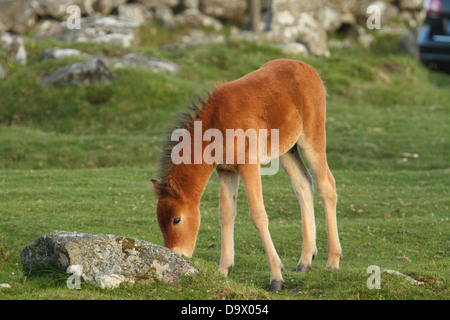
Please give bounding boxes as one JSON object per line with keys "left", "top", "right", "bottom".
{"left": 151, "top": 179, "right": 200, "bottom": 257}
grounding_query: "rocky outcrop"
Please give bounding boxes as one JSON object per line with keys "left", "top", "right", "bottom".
{"left": 399, "top": 0, "right": 424, "bottom": 10}
{"left": 118, "top": 3, "right": 154, "bottom": 25}
{"left": 200, "top": 0, "right": 248, "bottom": 24}
{"left": 21, "top": 231, "right": 198, "bottom": 289}
{"left": 105, "top": 53, "right": 180, "bottom": 74}
{"left": 40, "top": 47, "right": 89, "bottom": 61}
{"left": 0, "top": 32, "right": 27, "bottom": 64}
{"left": 135, "top": 0, "right": 179, "bottom": 9}
{"left": 54, "top": 16, "right": 140, "bottom": 48}
{"left": 0, "top": 0, "right": 37, "bottom": 35}
{"left": 0, "top": 0, "right": 425, "bottom": 67}
{"left": 39, "top": 47, "right": 181, "bottom": 74}
{"left": 41, "top": 58, "right": 114, "bottom": 86}
{"left": 267, "top": 0, "right": 330, "bottom": 57}
{"left": 94, "top": 0, "right": 128, "bottom": 15}
{"left": 175, "top": 8, "right": 222, "bottom": 30}
{"left": 31, "top": 0, "right": 96, "bottom": 20}
{"left": 0, "top": 0, "right": 426, "bottom": 36}
{"left": 154, "top": 5, "right": 177, "bottom": 29}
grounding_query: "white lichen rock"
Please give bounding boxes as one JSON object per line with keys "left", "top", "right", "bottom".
{"left": 21, "top": 231, "right": 198, "bottom": 289}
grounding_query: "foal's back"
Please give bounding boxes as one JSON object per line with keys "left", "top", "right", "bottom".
{"left": 208, "top": 59, "right": 327, "bottom": 157}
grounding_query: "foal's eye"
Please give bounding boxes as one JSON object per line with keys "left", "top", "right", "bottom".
{"left": 173, "top": 217, "right": 181, "bottom": 226}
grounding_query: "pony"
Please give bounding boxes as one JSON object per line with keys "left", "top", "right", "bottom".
{"left": 151, "top": 59, "right": 342, "bottom": 292}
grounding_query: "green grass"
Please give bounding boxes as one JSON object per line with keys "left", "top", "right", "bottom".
{"left": 0, "top": 23, "right": 449, "bottom": 300}
{"left": 0, "top": 168, "right": 448, "bottom": 299}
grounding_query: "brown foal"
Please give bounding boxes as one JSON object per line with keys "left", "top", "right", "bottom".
{"left": 152, "top": 59, "right": 341, "bottom": 292}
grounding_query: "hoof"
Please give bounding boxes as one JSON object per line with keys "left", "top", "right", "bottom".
{"left": 326, "top": 263, "right": 340, "bottom": 270}
{"left": 270, "top": 280, "right": 284, "bottom": 292}
{"left": 219, "top": 264, "right": 233, "bottom": 277}
{"left": 326, "top": 253, "right": 342, "bottom": 270}
{"left": 296, "top": 263, "right": 311, "bottom": 273}
{"left": 296, "top": 250, "right": 316, "bottom": 273}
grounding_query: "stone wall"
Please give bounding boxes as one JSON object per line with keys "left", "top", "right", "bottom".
{"left": 0, "top": 0, "right": 425, "bottom": 66}
{"left": 0, "top": 0, "right": 425, "bottom": 35}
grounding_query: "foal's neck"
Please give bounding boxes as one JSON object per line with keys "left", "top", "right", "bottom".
{"left": 169, "top": 102, "right": 215, "bottom": 204}
{"left": 173, "top": 162, "right": 214, "bottom": 204}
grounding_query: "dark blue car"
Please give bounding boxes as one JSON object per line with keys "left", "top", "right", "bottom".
{"left": 417, "top": 0, "right": 450, "bottom": 68}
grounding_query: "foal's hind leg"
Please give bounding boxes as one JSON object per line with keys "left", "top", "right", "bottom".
{"left": 298, "top": 138, "right": 342, "bottom": 269}
{"left": 280, "top": 147, "right": 317, "bottom": 273}
{"left": 217, "top": 169, "right": 240, "bottom": 277}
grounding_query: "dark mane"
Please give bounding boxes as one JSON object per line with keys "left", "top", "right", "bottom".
{"left": 157, "top": 92, "right": 212, "bottom": 183}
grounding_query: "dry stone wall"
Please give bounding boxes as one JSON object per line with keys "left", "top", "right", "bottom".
{"left": 0, "top": 0, "right": 425, "bottom": 78}
{"left": 0, "top": 0, "right": 425, "bottom": 36}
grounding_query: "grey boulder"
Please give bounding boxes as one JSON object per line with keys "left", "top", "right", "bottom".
{"left": 41, "top": 58, "right": 113, "bottom": 86}
{"left": 106, "top": 53, "right": 180, "bottom": 74}
{"left": 21, "top": 231, "right": 198, "bottom": 289}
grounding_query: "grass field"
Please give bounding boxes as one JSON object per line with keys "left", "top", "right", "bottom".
{"left": 0, "top": 23, "right": 448, "bottom": 300}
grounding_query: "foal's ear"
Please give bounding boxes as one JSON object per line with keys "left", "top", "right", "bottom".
{"left": 166, "top": 177, "right": 180, "bottom": 198}
{"left": 151, "top": 178, "right": 180, "bottom": 199}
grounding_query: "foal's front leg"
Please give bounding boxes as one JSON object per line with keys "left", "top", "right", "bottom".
{"left": 217, "top": 169, "right": 239, "bottom": 277}
{"left": 239, "top": 164, "right": 284, "bottom": 292}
